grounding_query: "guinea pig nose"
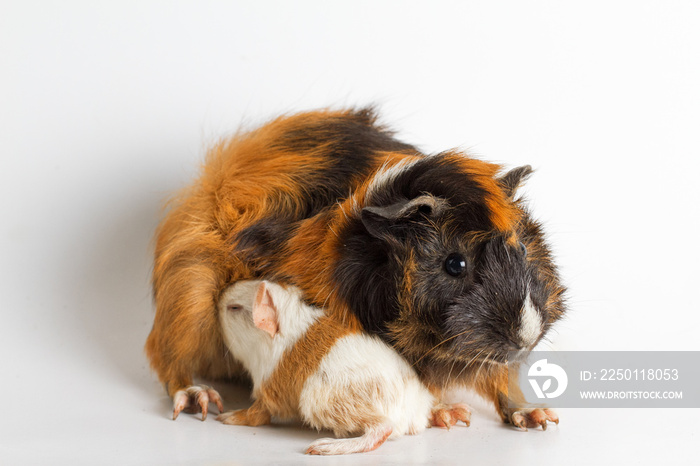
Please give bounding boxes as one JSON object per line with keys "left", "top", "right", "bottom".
{"left": 517, "top": 292, "right": 543, "bottom": 348}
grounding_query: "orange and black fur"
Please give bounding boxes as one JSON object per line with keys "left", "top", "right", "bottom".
{"left": 146, "top": 107, "right": 565, "bottom": 428}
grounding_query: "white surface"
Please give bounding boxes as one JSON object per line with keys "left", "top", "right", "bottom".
{"left": 2, "top": 1, "right": 699, "bottom": 464}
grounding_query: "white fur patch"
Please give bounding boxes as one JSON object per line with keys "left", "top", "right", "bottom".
{"left": 218, "top": 281, "right": 322, "bottom": 390}
{"left": 518, "top": 291, "right": 543, "bottom": 348}
{"left": 299, "top": 333, "right": 435, "bottom": 438}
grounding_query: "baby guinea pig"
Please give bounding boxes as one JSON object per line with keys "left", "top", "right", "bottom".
{"left": 216, "top": 280, "right": 470, "bottom": 455}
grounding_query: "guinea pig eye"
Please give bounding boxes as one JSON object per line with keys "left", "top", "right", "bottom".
{"left": 444, "top": 253, "right": 467, "bottom": 277}
{"left": 227, "top": 304, "right": 243, "bottom": 312}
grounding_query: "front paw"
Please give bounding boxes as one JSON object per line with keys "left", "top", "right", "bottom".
{"left": 509, "top": 408, "right": 558, "bottom": 431}
{"left": 172, "top": 385, "right": 224, "bottom": 421}
{"left": 430, "top": 403, "right": 472, "bottom": 430}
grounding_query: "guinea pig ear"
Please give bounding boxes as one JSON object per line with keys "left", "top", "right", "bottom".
{"left": 361, "top": 194, "right": 448, "bottom": 238}
{"left": 498, "top": 165, "right": 534, "bottom": 199}
{"left": 253, "top": 281, "right": 279, "bottom": 338}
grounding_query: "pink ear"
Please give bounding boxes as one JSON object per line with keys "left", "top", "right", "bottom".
{"left": 253, "top": 282, "right": 279, "bottom": 338}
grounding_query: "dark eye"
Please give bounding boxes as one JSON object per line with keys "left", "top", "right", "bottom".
{"left": 227, "top": 304, "right": 243, "bottom": 312}
{"left": 444, "top": 253, "right": 467, "bottom": 277}
{"left": 518, "top": 241, "right": 527, "bottom": 258}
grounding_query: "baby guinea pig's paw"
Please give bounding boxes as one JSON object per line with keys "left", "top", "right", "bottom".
{"left": 216, "top": 409, "right": 249, "bottom": 425}
{"left": 172, "top": 385, "right": 223, "bottom": 421}
{"left": 510, "top": 408, "right": 559, "bottom": 431}
{"left": 217, "top": 402, "right": 271, "bottom": 427}
{"left": 430, "top": 403, "right": 472, "bottom": 430}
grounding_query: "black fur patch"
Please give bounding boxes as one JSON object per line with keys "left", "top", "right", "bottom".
{"left": 234, "top": 216, "right": 298, "bottom": 275}
{"left": 334, "top": 154, "right": 501, "bottom": 335}
{"left": 365, "top": 153, "right": 494, "bottom": 233}
{"left": 272, "top": 107, "right": 419, "bottom": 218}
{"left": 333, "top": 216, "right": 404, "bottom": 334}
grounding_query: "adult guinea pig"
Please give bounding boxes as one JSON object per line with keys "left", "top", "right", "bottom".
{"left": 146, "top": 107, "right": 565, "bottom": 429}
{"left": 216, "top": 280, "right": 469, "bottom": 455}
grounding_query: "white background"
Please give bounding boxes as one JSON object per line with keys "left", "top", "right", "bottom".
{"left": 2, "top": 1, "right": 699, "bottom": 464}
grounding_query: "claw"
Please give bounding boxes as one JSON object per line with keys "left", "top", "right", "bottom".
{"left": 440, "top": 410, "right": 452, "bottom": 431}
{"left": 544, "top": 408, "right": 559, "bottom": 424}
{"left": 172, "top": 390, "right": 188, "bottom": 420}
{"left": 510, "top": 408, "right": 559, "bottom": 431}
{"left": 451, "top": 404, "right": 471, "bottom": 427}
{"left": 197, "top": 390, "right": 210, "bottom": 421}
{"left": 171, "top": 385, "right": 223, "bottom": 421}
{"left": 431, "top": 403, "right": 472, "bottom": 429}
{"left": 511, "top": 411, "right": 528, "bottom": 431}
{"left": 209, "top": 390, "right": 224, "bottom": 413}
